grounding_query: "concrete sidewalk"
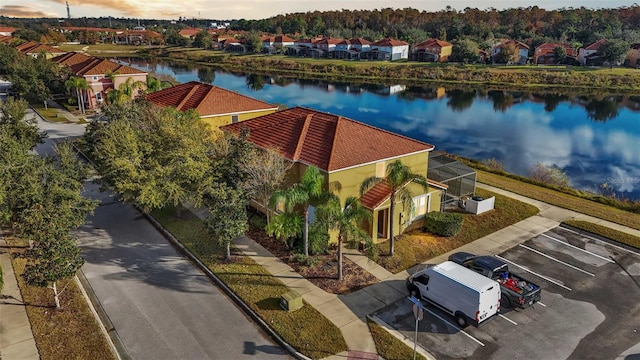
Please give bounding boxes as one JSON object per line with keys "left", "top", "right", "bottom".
{"left": 0, "top": 237, "right": 40, "bottom": 360}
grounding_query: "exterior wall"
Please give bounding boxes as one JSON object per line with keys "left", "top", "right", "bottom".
{"left": 202, "top": 109, "right": 277, "bottom": 134}
{"left": 626, "top": 49, "right": 640, "bottom": 68}
{"left": 440, "top": 46, "right": 452, "bottom": 61}
{"left": 82, "top": 73, "right": 147, "bottom": 109}
{"left": 327, "top": 151, "right": 430, "bottom": 243}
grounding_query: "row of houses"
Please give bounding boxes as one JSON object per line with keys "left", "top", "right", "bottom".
{"left": 11, "top": 40, "right": 460, "bottom": 244}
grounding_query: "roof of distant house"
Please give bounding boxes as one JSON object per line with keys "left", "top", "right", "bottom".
{"left": 51, "top": 52, "right": 146, "bottom": 76}
{"left": 146, "top": 81, "right": 277, "bottom": 118}
{"left": 585, "top": 39, "right": 607, "bottom": 50}
{"left": 274, "top": 35, "right": 295, "bottom": 43}
{"left": 221, "top": 106, "right": 434, "bottom": 172}
{"left": 415, "top": 38, "right": 452, "bottom": 48}
{"left": 0, "top": 26, "right": 17, "bottom": 34}
{"left": 373, "top": 37, "right": 409, "bottom": 47}
{"left": 339, "top": 38, "right": 373, "bottom": 46}
{"left": 15, "top": 42, "right": 65, "bottom": 55}
{"left": 495, "top": 39, "right": 530, "bottom": 50}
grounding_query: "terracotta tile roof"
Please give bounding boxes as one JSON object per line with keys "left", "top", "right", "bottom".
{"left": 16, "top": 43, "right": 65, "bottom": 55}
{"left": 373, "top": 38, "right": 409, "bottom": 47}
{"left": 585, "top": 39, "right": 607, "bottom": 50}
{"left": 221, "top": 107, "right": 434, "bottom": 172}
{"left": 360, "top": 180, "right": 393, "bottom": 210}
{"left": 15, "top": 41, "right": 39, "bottom": 51}
{"left": 51, "top": 51, "right": 93, "bottom": 66}
{"left": 146, "top": 81, "right": 277, "bottom": 117}
{"left": 51, "top": 52, "right": 145, "bottom": 76}
{"left": 179, "top": 28, "right": 200, "bottom": 37}
{"left": 274, "top": 35, "right": 295, "bottom": 43}
{"left": 0, "top": 35, "right": 13, "bottom": 44}
{"left": 349, "top": 37, "right": 373, "bottom": 46}
{"left": 316, "top": 37, "right": 343, "bottom": 45}
{"left": 495, "top": 39, "right": 529, "bottom": 50}
{"left": 0, "top": 27, "right": 17, "bottom": 34}
{"left": 415, "top": 38, "right": 452, "bottom": 49}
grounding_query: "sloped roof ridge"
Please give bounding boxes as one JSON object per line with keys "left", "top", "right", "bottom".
{"left": 292, "top": 114, "right": 314, "bottom": 161}
{"left": 76, "top": 58, "right": 102, "bottom": 75}
{"left": 176, "top": 83, "right": 200, "bottom": 111}
{"left": 299, "top": 105, "right": 433, "bottom": 149}
{"left": 326, "top": 116, "right": 344, "bottom": 170}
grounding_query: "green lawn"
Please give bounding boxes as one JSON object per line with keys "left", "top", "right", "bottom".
{"left": 476, "top": 169, "right": 640, "bottom": 230}
{"left": 373, "top": 188, "right": 539, "bottom": 273}
{"left": 563, "top": 220, "right": 640, "bottom": 249}
{"left": 11, "top": 256, "right": 115, "bottom": 360}
{"left": 30, "top": 103, "right": 69, "bottom": 123}
{"left": 368, "top": 319, "right": 426, "bottom": 360}
{"left": 150, "top": 206, "right": 348, "bottom": 359}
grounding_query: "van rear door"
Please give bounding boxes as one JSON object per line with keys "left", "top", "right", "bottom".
{"left": 477, "top": 284, "right": 501, "bottom": 325}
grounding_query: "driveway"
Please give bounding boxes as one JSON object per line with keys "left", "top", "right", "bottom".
{"left": 31, "top": 113, "right": 289, "bottom": 359}
{"left": 374, "top": 225, "right": 640, "bottom": 360}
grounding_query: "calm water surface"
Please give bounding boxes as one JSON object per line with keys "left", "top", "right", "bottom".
{"left": 119, "top": 58, "right": 640, "bottom": 200}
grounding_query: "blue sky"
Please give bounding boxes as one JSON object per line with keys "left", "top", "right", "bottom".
{"left": 0, "top": 0, "right": 636, "bottom": 21}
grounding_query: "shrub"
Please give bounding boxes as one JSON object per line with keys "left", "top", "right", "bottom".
{"left": 482, "top": 158, "right": 505, "bottom": 171}
{"left": 308, "top": 222, "right": 329, "bottom": 255}
{"left": 423, "top": 212, "right": 464, "bottom": 236}
{"left": 529, "top": 162, "right": 570, "bottom": 188}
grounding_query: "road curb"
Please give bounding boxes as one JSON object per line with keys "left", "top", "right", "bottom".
{"left": 75, "top": 272, "right": 130, "bottom": 360}
{"left": 136, "top": 205, "right": 311, "bottom": 360}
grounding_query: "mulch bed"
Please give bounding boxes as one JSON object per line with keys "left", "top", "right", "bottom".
{"left": 246, "top": 225, "right": 378, "bottom": 295}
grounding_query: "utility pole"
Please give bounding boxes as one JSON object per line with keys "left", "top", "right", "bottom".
{"left": 66, "top": 1, "right": 71, "bottom": 19}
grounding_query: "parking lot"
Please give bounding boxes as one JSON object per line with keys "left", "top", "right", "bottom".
{"left": 373, "top": 225, "right": 640, "bottom": 359}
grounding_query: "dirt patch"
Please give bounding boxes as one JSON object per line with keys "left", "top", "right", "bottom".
{"left": 246, "top": 225, "right": 378, "bottom": 295}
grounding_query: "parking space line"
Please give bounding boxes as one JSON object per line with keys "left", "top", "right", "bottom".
{"left": 537, "top": 301, "right": 547, "bottom": 307}
{"left": 539, "top": 233, "right": 615, "bottom": 263}
{"left": 559, "top": 226, "right": 639, "bottom": 255}
{"left": 495, "top": 255, "right": 572, "bottom": 291}
{"left": 519, "top": 244, "right": 595, "bottom": 276}
{"left": 499, "top": 314, "right": 518, "bottom": 325}
{"left": 422, "top": 307, "right": 485, "bottom": 347}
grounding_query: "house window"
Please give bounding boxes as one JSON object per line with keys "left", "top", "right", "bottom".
{"left": 410, "top": 194, "right": 430, "bottom": 221}
{"left": 93, "top": 76, "right": 98, "bottom": 81}
{"left": 375, "top": 161, "right": 386, "bottom": 178}
{"left": 96, "top": 92, "right": 103, "bottom": 102}
{"left": 231, "top": 114, "right": 239, "bottom": 123}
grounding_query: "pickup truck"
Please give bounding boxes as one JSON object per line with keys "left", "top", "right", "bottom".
{"left": 448, "top": 252, "right": 542, "bottom": 309}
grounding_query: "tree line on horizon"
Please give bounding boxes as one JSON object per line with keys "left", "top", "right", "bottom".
{"left": 3, "top": 6, "right": 640, "bottom": 49}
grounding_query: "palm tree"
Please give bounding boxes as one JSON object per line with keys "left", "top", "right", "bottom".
{"left": 64, "top": 76, "right": 88, "bottom": 114}
{"left": 146, "top": 76, "right": 163, "bottom": 93}
{"left": 270, "top": 166, "right": 324, "bottom": 257}
{"left": 360, "top": 160, "right": 428, "bottom": 256}
{"left": 117, "top": 77, "right": 146, "bottom": 99}
{"left": 317, "top": 196, "right": 371, "bottom": 280}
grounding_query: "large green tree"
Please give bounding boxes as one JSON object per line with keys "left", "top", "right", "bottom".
{"left": 450, "top": 38, "right": 480, "bottom": 64}
{"left": 598, "top": 39, "right": 630, "bottom": 68}
{"left": 360, "top": 160, "right": 428, "bottom": 256}
{"left": 270, "top": 166, "right": 325, "bottom": 257}
{"left": 88, "top": 103, "right": 214, "bottom": 211}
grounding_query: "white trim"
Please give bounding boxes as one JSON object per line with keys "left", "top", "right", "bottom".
{"left": 200, "top": 107, "right": 279, "bottom": 118}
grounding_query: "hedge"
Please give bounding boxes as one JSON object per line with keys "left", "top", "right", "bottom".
{"left": 423, "top": 212, "right": 464, "bottom": 236}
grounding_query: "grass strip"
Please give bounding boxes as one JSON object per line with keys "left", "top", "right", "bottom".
{"left": 375, "top": 188, "right": 539, "bottom": 273}
{"left": 476, "top": 169, "right": 640, "bottom": 230}
{"left": 150, "top": 206, "right": 348, "bottom": 359}
{"left": 562, "top": 220, "right": 640, "bottom": 249}
{"left": 11, "top": 256, "right": 115, "bottom": 360}
{"left": 367, "top": 319, "right": 427, "bottom": 360}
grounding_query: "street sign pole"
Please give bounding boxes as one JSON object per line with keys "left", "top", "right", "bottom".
{"left": 410, "top": 296, "right": 423, "bottom": 360}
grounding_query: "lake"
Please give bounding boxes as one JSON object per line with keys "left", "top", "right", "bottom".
{"left": 117, "top": 58, "right": 640, "bottom": 201}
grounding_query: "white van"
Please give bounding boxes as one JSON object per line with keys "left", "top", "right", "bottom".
{"left": 406, "top": 261, "right": 501, "bottom": 327}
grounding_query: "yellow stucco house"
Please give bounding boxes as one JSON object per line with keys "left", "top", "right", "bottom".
{"left": 222, "top": 106, "right": 447, "bottom": 243}
{"left": 146, "top": 81, "right": 278, "bottom": 132}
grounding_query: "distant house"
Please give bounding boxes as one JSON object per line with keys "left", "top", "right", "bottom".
{"left": 51, "top": 52, "right": 148, "bottom": 109}
{"left": 491, "top": 39, "right": 529, "bottom": 64}
{"left": 145, "top": 81, "right": 278, "bottom": 132}
{"left": 113, "top": 29, "right": 163, "bottom": 45}
{"left": 15, "top": 41, "right": 66, "bottom": 59}
{"left": 335, "top": 38, "right": 372, "bottom": 59}
{"left": 579, "top": 39, "right": 607, "bottom": 66}
{"left": 534, "top": 42, "right": 577, "bottom": 65}
{"left": 178, "top": 28, "right": 201, "bottom": 40}
{"left": 0, "top": 26, "right": 16, "bottom": 36}
{"left": 370, "top": 37, "right": 409, "bottom": 61}
{"left": 412, "top": 38, "right": 453, "bottom": 62}
{"left": 315, "top": 37, "right": 343, "bottom": 57}
{"left": 626, "top": 43, "right": 640, "bottom": 68}
{"left": 221, "top": 106, "right": 444, "bottom": 244}
{"left": 273, "top": 35, "right": 295, "bottom": 48}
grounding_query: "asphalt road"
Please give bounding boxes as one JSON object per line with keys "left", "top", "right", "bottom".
{"left": 30, "top": 112, "right": 289, "bottom": 359}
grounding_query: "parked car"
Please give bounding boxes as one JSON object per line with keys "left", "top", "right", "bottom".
{"left": 406, "top": 261, "right": 501, "bottom": 327}
{"left": 448, "top": 252, "right": 542, "bottom": 309}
